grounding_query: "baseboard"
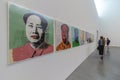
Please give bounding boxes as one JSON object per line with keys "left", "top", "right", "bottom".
{"left": 109, "top": 46, "right": 120, "bottom": 48}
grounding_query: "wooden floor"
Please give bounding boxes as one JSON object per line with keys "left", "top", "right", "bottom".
{"left": 66, "top": 47, "right": 120, "bottom": 80}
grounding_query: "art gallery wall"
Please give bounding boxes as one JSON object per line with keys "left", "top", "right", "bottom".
{"left": 0, "top": 0, "right": 100, "bottom": 80}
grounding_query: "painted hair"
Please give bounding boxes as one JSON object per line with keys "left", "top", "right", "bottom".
{"left": 61, "top": 24, "right": 69, "bottom": 32}
{"left": 23, "top": 13, "right": 48, "bottom": 32}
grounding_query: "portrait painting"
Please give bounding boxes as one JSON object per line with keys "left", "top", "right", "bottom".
{"left": 80, "top": 30, "right": 84, "bottom": 45}
{"left": 86, "top": 32, "right": 92, "bottom": 43}
{"left": 71, "top": 27, "right": 80, "bottom": 47}
{"left": 86, "top": 32, "right": 94, "bottom": 43}
{"left": 55, "top": 20, "right": 72, "bottom": 52}
{"left": 8, "top": 3, "right": 54, "bottom": 64}
{"left": 84, "top": 31, "right": 88, "bottom": 44}
{"left": 90, "top": 33, "right": 94, "bottom": 43}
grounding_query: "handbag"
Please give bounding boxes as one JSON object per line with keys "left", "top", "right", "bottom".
{"left": 97, "top": 46, "right": 99, "bottom": 50}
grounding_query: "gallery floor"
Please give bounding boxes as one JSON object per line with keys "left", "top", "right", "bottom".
{"left": 66, "top": 47, "right": 120, "bottom": 80}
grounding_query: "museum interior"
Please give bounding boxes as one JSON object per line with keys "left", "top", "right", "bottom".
{"left": 0, "top": 0, "right": 120, "bottom": 80}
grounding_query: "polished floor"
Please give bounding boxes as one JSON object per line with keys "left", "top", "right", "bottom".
{"left": 66, "top": 47, "right": 120, "bottom": 80}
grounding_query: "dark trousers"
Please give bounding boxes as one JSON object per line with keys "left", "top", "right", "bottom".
{"left": 99, "top": 45, "right": 104, "bottom": 55}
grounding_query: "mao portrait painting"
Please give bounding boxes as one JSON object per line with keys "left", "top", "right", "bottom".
{"left": 86, "top": 32, "right": 92, "bottom": 43}
{"left": 8, "top": 3, "right": 54, "bottom": 64}
{"left": 86, "top": 33, "right": 94, "bottom": 43}
{"left": 55, "top": 20, "right": 72, "bottom": 51}
{"left": 80, "top": 30, "right": 84, "bottom": 45}
{"left": 71, "top": 27, "right": 80, "bottom": 47}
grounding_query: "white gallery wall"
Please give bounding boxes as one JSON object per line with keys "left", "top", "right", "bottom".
{"left": 0, "top": 0, "right": 99, "bottom": 80}
{"left": 94, "top": 0, "right": 120, "bottom": 47}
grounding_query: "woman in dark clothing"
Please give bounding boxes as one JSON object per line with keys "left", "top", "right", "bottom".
{"left": 98, "top": 36, "right": 104, "bottom": 60}
{"left": 106, "top": 38, "right": 110, "bottom": 50}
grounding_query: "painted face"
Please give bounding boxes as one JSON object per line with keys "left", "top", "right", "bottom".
{"left": 26, "top": 15, "right": 43, "bottom": 43}
{"left": 74, "top": 29, "right": 78, "bottom": 40}
{"left": 61, "top": 25, "right": 69, "bottom": 43}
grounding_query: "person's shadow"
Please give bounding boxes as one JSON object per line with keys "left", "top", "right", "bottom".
{"left": 97, "top": 60, "right": 106, "bottom": 78}
{"left": 106, "top": 48, "right": 110, "bottom": 60}
{"left": 107, "top": 49, "right": 109, "bottom": 52}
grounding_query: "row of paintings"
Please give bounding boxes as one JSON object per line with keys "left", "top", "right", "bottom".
{"left": 8, "top": 2, "right": 94, "bottom": 64}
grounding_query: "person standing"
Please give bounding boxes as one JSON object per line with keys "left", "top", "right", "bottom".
{"left": 106, "top": 38, "right": 110, "bottom": 50}
{"left": 103, "top": 37, "right": 106, "bottom": 53}
{"left": 98, "top": 36, "right": 104, "bottom": 60}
